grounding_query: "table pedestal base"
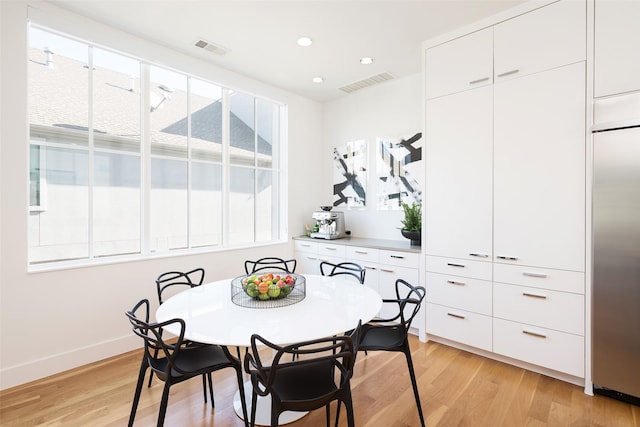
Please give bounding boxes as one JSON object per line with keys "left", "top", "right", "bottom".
{"left": 233, "top": 381, "right": 307, "bottom": 426}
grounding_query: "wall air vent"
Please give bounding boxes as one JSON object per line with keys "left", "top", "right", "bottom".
{"left": 339, "top": 72, "right": 395, "bottom": 93}
{"left": 194, "top": 39, "right": 229, "bottom": 56}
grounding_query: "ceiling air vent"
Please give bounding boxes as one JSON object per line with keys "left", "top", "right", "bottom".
{"left": 194, "top": 39, "right": 229, "bottom": 56}
{"left": 339, "top": 72, "right": 395, "bottom": 94}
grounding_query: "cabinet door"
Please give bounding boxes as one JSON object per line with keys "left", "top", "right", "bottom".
{"left": 594, "top": 0, "right": 640, "bottom": 97}
{"left": 296, "top": 251, "right": 320, "bottom": 274}
{"left": 425, "top": 27, "right": 493, "bottom": 99}
{"left": 425, "top": 86, "right": 493, "bottom": 261}
{"left": 494, "top": 63, "right": 585, "bottom": 271}
{"left": 294, "top": 240, "right": 318, "bottom": 274}
{"left": 494, "top": 0, "right": 585, "bottom": 83}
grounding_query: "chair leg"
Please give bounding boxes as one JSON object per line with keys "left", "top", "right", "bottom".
{"left": 250, "top": 391, "right": 258, "bottom": 427}
{"left": 325, "top": 404, "right": 331, "bottom": 427}
{"left": 201, "top": 374, "right": 208, "bottom": 404}
{"left": 157, "top": 382, "right": 172, "bottom": 427}
{"left": 235, "top": 366, "right": 249, "bottom": 427}
{"left": 404, "top": 346, "right": 426, "bottom": 427}
{"left": 344, "top": 393, "right": 356, "bottom": 427}
{"left": 207, "top": 373, "right": 214, "bottom": 407}
{"left": 128, "top": 360, "right": 148, "bottom": 427}
{"left": 147, "top": 371, "right": 154, "bottom": 388}
{"left": 334, "top": 401, "right": 342, "bottom": 427}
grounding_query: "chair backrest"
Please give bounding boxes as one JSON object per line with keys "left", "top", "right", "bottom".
{"left": 244, "top": 321, "right": 361, "bottom": 397}
{"left": 244, "top": 257, "right": 297, "bottom": 274}
{"left": 319, "top": 261, "right": 366, "bottom": 284}
{"left": 380, "top": 279, "right": 426, "bottom": 331}
{"left": 125, "top": 299, "right": 189, "bottom": 377}
{"left": 156, "top": 268, "right": 205, "bottom": 304}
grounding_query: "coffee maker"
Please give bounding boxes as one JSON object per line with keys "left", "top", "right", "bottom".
{"left": 310, "top": 206, "right": 346, "bottom": 240}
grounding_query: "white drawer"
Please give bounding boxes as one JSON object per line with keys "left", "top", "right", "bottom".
{"left": 425, "top": 255, "right": 492, "bottom": 281}
{"left": 493, "top": 264, "right": 584, "bottom": 294}
{"left": 379, "top": 250, "right": 419, "bottom": 268}
{"left": 425, "top": 303, "right": 492, "bottom": 351}
{"left": 493, "top": 318, "right": 584, "bottom": 378}
{"left": 493, "top": 283, "right": 584, "bottom": 335}
{"left": 346, "top": 246, "right": 379, "bottom": 264}
{"left": 316, "top": 242, "right": 346, "bottom": 259}
{"left": 294, "top": 240, "right": 317, "bottom": 254}
{"left": 425, "top": 272, "right": 492, "bottom": 316}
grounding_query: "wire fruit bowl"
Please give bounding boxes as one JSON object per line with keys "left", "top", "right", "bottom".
{"left": 231, "top": 272, "right": 306, "bottom": 308}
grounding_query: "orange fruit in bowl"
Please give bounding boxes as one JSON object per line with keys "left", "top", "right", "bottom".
{"left": 258, "top": 282, "right": 269, "bottom": 294}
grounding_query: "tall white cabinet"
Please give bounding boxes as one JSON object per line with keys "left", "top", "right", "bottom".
{"left": 424, "top": 0, "right": 587, "bottom": 382}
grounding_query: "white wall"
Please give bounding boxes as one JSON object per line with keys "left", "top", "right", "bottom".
{"left": 0, "top": 0, "right": 325, "bottom": 389}
{"left": 323, "top": 73, "right": 423, "bottom": 241}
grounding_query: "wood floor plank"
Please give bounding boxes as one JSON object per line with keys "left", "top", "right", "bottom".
{"left": 1, "top": 337, "right": 639, "bottom": 426}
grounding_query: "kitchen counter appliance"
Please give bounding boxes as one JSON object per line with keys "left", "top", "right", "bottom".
{"left": 310, "top": 206, "right": 345, "bottom": 240}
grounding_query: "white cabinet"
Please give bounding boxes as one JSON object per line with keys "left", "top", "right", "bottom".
{"left": 423, "top": 0, "right": 586, "bottom": 378}
{"left": 425, "top": 27, "right": 493, "bottom": 99}
{"left": 293, "top": 239, "right": 421, "bottom": 334}
{"left": 424, "top": 256, "right": 492, "bottom": 350}
{"left": 493, "top": 0, "right": 585, "bottom": 83}
{"left": 425, "top": 86, "right": 493, "bottom": 261}
{"left": 493, "top": 62, "right": 586, "bottom": 271}
{"left": 493, "top": 318, "right": 584, "bottom": 378}
{"left": 594, "top": 0, "right": 640, "bottom": 97}
{"left": 346, "top": 246, "right": 380, "bottom": 293}
{"left": 294, "top": 240, "right": 319, "bottom": 274}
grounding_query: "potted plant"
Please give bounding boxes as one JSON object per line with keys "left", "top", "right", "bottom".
{"left": 400, "top": 202, "right": 422, "bottom": 246}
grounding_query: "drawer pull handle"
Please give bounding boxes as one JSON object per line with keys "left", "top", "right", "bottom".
{"left": 447, "top": 280, "right": 466, "bottom": 286}
{"left": 497, "top": 69, "right": 520, "bottom": 78}
{"left": 447, "top": 312, "right": 466, "bottom": 319}
{"left": 355, "top": 250, "right": 368, "bottom": 254}
{"left": 390, "top": 255, "right": 405, "bottom": 259}
{"left": 364, "top": 265, "right": 377, "bottom": 270}
{"left": 523, "top": 292, "right": 547, "bottom": 299}
{"left": 522, "top": 329, "right": 547, "bottom": 339}
{"left": 380, "top": 268, "right": 394, "bottom": 273}
{"left": 301, "top": 244, "right": 311, "bottom": 247}
{"left": 523, "top": 271, "right": 547, "bottom": 278}
{"left": 469, "top": 77, "right": 490, "bottom": 85}
{"left": 447, "top": 263, "right": 465, "bottom": 268}
{"left": 325, "top": 247, "right": 337, "bottom": 251}
{"left": 496, "top": 256, "right": 518, "bottom": 261}
{"left": 469, "top": 253, "right": 489, "bottom": 258}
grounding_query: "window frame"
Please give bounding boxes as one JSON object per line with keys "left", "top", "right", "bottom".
{"left": 27, "top": 24, "right": 288, "bottom": 271}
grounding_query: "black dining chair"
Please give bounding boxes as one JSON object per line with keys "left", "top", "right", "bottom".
{"left": 155, "top": 267, "right": 205, "bottom": 304}
{"left": 243, "top": 321, "right": 362, "bottom": 427}
{"left": 149, "top": 268, "right": 207, "bottom": 391}
{"left": 353, "top": 278, "right": 427, "bottom": 427}
{"left": 125, "top": 299, "right": 249, "bottom": 427}
{"left": 320, "top": 261, "right": 366, "bottom": 284}
{"left": 244, "top": 257, "right": 297, "bottom": 275}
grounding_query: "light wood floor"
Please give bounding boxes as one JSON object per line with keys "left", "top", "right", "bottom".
{"left": 1, "top": 337, "right": 638, "bottom": 426}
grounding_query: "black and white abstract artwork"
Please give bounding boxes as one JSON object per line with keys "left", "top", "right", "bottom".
{"left": 332, "top": 139, "right": 367, "bottom": 208}
{"left": 376, "top": 132, "right": 423, "bottom": 209}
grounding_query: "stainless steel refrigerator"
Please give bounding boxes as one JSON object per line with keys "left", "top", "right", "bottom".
{"left": 592, "top": 94, "right": 640, "bottom": 405}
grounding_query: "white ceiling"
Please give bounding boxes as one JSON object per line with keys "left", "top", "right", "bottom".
{"left": 49, "top": 0, "right": 526, "bottom": 103}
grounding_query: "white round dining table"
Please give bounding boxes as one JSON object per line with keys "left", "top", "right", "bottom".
{"left": 155, "top": 273, "right": 382, "bottom": 425}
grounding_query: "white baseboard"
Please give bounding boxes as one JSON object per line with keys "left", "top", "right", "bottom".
{"left": 0, "top": 335, "right": 139, "bottom": 391}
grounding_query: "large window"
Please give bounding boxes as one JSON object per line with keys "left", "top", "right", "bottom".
{"left": 28, "top": 26, "right": 286, "bottom": 266}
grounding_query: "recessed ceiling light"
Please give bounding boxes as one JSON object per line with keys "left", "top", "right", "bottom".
{"left": 312, "top": 76, "right": 324, "bottom": 83}
{"left": 297, "top": 37, "right": 313, "bottom": 47}
{"left": 360, "top": 57, "right": 374, "bottom": 65}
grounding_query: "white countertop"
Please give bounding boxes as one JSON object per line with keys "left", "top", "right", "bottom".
{"left": 293, "top": 235, "right": 421, "bottom": 253}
